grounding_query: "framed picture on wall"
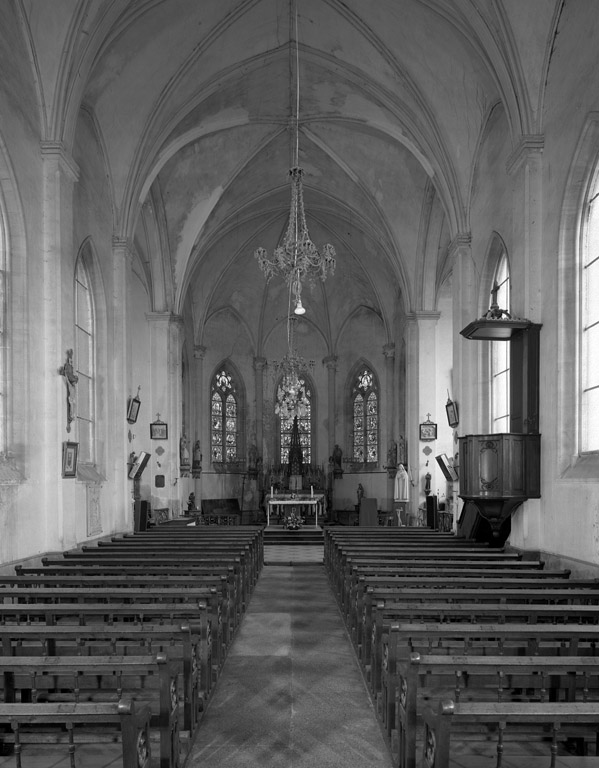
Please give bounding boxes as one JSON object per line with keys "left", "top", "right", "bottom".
{"left": 127, "top": 387, "right": 141, "bottom": 424}
{"left": 419, "top": 420, "right": 437, "bottom": 442}
{"left": 62, "top": 441, "right": 78, "bottom": 478}
{"left": 150, "top": 420, "right": 168, "bottom": 440}
{"left": 445, "top": 398, "right": 459, "bottom": 428}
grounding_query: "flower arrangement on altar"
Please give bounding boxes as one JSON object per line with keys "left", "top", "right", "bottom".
{"left": 284, "top": 511, "right": 304, "bottom": 530}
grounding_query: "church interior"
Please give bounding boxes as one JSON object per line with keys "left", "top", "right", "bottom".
{"left": 1, "top": 1, "right": 599, "bottom": 766}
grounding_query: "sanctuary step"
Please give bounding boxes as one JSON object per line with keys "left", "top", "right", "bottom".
{"left": 264, "top": 528, "right": 324, "bottom": 546}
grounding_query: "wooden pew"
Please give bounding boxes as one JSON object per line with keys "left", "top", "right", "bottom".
{"left": 58, "top": 551, "right": 257, "bottom": 601}
{"left": 0, "top": 697, "right": 152, "bottom": 768}
{"left": 0, "top": 622, "right": 203, "bottom": 736}
{"left": 0, "top": 591, "right": 225, "bottom": 674}
{"left": 394, "top": 653, "right": 599, "bottom": 768}
{"left": 0, "top": 582, "right": 231, "bottom": 655}
{"left": 0, "top": 653, "right": 180, "bottom": 768}
{"left": 368, "top": 602, "right": 599, "bottom": 697}
{"left": 42, "top": 554, "right": 254, "bottom": 611}
{"left": 331, "top": 557, "right": 543, "bottom": 604}
{"left": 352, "top": 584, "right": 599, "bottom": 661}
{"left": 88, "top": 538, "right": 261, "bottom": 585}
{"left": 421, "top": 698, "right": 599, "bottom": 768}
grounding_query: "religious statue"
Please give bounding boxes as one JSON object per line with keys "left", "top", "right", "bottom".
{"left": 192, "top": 439, "right": 202, "bottom": 478}
{"left": 187, "top": 492, "right": 197, "bottom": 511}
{"left": 180, "top": 434, "right": 190, "bottom": 473}
{"left": 357, "top": 483, "right": 364, "bottom": 506}
{"left": 387, "top": 440, "right": 398, "bottom": 468}
{"left": 59, "top": 349, "right": 78, "bottom": 433}
{"left": 248, "top": 441, "right": 259, "bottom": 477}
{"left": 332, "top": 443, "right": 343, "bottom": 479}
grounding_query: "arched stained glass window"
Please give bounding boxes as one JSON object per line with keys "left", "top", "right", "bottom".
{"left": 279, "top": 376, "right": 312, "bottom": 464}
{"left": 211, "top": 369, "right": 238, "bottom": 462}
{"left": 490, "top": 252, "right": 510, "bottom": 433}
{"left": 352, "top": 367, "right": 378, "bottom": 463}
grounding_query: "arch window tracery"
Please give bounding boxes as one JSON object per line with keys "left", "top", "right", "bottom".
{"left": 211, "top": 368, "right": 239, "bottom": 462}
{"left": 352, "top": 367, "right": 378, "bottom": 463}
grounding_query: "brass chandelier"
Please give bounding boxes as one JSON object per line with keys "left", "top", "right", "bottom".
{"left": 254, "top": 1, "right": 336, "bottom": 316}
{"left": 256, "top": 2, "right": 335, "bottom": 422}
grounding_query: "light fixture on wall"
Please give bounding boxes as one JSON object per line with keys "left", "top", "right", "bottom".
{"left": 254, "top": 1, "right": 336, "bottom": 317}
{"left": 460, "top": 281, "right": 531, "bottom": 341}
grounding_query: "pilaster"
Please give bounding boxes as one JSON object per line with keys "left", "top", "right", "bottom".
{"left": 40, "top": 142, "right": 79, "bottom": 550}
{"left": 253, "top": 356, "right": 267, "bottom": 461}
{"left": 405, "top": 311, "right": 440, "bottom": 515}
{"left": 507, "top": 135, "right": 544, "bottom": 321}
{"left": 112, "top": 237, "right": 135, "bottom": 531}
{"left": 146, "top": 312, "right": 185, "bottom": 516}
{"left": 323, "top": 354, "right": 338, "bottom": 459}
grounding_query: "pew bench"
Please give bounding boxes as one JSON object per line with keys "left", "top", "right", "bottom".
{"left": 0, "top": 622, "right": 203, "bottom": 736}
{"left": 345, "top": 576, "right": 599, "bottom": 633}
{"left": 392, "top": 653, "right": 599, "bottom": 768}
{"left": 367, "top": 600, "right": 599, "bottom": 693}
{"left": 369, "top": 602, "right": 599, "bottom": 699}
{"left": 351, "top": 585, "right": 599, "bottom": 660}
{"left": 0, "top": 697, "right": 152, "bottom": 768}
{"left": 0, "top": 653, "right": 181, "bottom": 768}
{"left": 338, "top": 568, "right": 577, "bottom": 618}
{"left": 421, "top": 699, "right": 599, "bottom": 768}
{"left": 0, "top": 583, "right": 232, "bottom": 654}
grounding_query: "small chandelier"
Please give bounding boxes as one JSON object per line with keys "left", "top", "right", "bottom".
{"left": 254, "top": 2, "right": 336, "bottom": 316}
{"left": 272, "top": 308, "right": 314, "bottom": 420}
{"left": 274, "top": 346, "right": 313, "bottom": 421}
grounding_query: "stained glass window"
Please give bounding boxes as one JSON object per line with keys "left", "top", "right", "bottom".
{"left": 211, "top": 369, "right": 238, "bottom": 462}
{"left": 279, "top": 377, "right": 312, "bottom": 464}
{"left": 352, "top": 366, "right": 378, "bottom": 463}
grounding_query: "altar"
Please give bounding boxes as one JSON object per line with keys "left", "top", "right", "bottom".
{"left": 266, "top": 493, "right": 325, "bottom": 528}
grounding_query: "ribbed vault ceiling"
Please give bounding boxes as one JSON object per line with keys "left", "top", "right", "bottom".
{"left": 15, "top": 0, "right": 561, "bottom": 352}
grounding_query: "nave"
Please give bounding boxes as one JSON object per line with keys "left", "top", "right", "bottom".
{"left": 3, "top": 523, "right": 599, "bottom": 768}
{"left": 186, "top": 564, "right": 393, "bottom": 768}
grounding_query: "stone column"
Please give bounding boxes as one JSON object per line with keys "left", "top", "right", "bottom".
{"left": 112, "top": 237, "right": 134, "bottom": 532}
{"left": 507, "top": 136, "right": 544, "bottom": 321}
{"left": 323, "top": 355, "right": 338, "bottom": 460}
{"left": 192, "top": 345, "right": 206, "bottom": 484}
{"left": 40, "top": 143, "right": 79, "bottom": 551}
{"left": 383, "top": 342, "right": 396, "bottom": 455}
{"left": 507, "top": 137, "right": 544, "bottom": 541}
{"left": 253, "top": 357, "right": 267, "bottom": 460}
{"left": 146, "top": 312, "right": 184, "bottom": 517}
{"left": 383, "top": 342, "right": 396, "bottom": 511}
{"left": 450, "top": 235, "right": 477, "bottom": 436}
{"left": 405, "top": 311, "right": 440, "bottom": 519}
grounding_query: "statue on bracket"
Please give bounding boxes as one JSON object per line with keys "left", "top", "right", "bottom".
{"left": 59, "top": 349, "right": 78, "bottom": 433}
{"left": 192, "top": 440, "right": 202, "bottom": 477}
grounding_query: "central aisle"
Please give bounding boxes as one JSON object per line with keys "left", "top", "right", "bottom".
{"left": 185, "top": 564, "right": 394, "bottom": 768}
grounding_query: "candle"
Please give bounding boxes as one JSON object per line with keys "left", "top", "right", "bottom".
{"left": 311, "top": 486, "right": 314, "bottom": 497}
{"left": 271, "top": 485, "right": 273, "bottom": 498}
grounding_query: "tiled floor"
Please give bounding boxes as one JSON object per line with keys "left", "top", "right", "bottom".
{"left": 263, "top": 544, "right": 323, "bottom": 564}
{"left": 185, "top": 564, "right": 394, "bottom": 768}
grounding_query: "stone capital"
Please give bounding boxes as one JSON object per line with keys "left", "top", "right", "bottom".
{"left": 194, "top": 345, "right": 207, "bottom": 360}
{"left": 40, "top": 141, "right": 80, "bottom": 182}
{"left": 322, "top": 354, "right": 338, "bottom": 370}
{"left": 383, "top": 343, "right": 395, "bottom": 359}
{"left": 506, "top": 134, "right": 544, "bottom": 175}
{"left": 253, "top": 356, "right": 267, "bottom": 372}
